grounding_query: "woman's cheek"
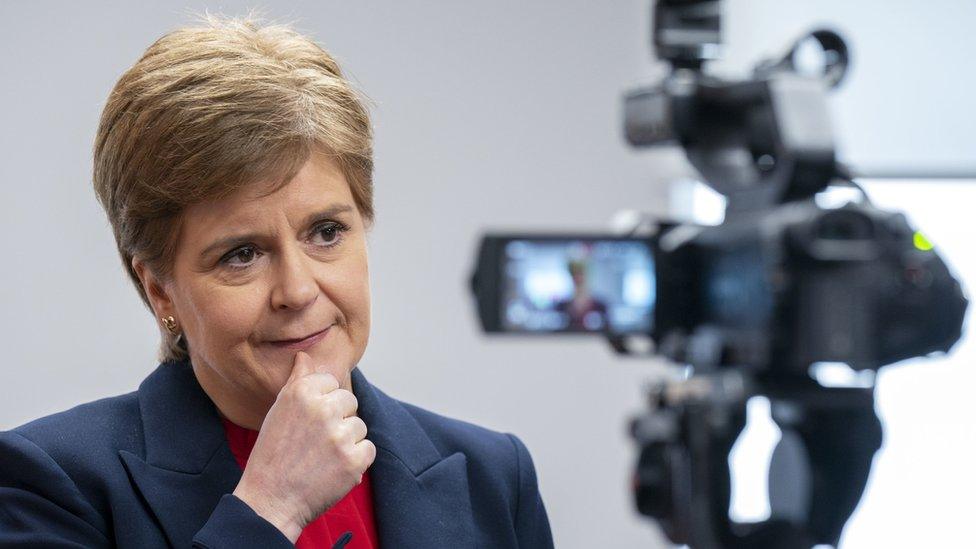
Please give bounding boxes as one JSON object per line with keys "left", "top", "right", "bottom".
{"left": 205, "top": 285, "right": 265, "bottom": 344}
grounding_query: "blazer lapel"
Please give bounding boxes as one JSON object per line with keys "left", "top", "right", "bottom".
{"left": 352, "top": 368, "right": 477, "bottom": 548}
{"left": 119, "top": 360, "right": 242, "bottom": 548}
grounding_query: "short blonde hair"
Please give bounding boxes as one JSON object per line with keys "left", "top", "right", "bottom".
{"left": 93, "top": 15, "right": 374, "bottom": 363}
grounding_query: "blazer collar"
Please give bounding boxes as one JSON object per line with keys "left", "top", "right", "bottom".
{"left": 119, "top": 360, "right": 475, "bottom": 548}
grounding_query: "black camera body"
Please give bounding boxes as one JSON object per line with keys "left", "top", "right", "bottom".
{"left": 656, "top": 199, "right": 966, "bottom": 377}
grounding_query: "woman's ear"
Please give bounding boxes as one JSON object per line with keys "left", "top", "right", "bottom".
{"left": 131, "top": 257, "right": 176, "bottom": 319}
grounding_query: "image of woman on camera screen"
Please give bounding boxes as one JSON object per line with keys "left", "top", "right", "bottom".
{"left": 554, "top": 260, "right": 610, "bottom": 331}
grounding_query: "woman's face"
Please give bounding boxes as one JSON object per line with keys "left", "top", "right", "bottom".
{"left": 134, "top": 155, "right": 371, "bottom": 428}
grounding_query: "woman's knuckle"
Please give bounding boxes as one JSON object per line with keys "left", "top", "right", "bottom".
{"left": 318, "top": 372, "right": 339, "bottom": 388}
{"left": 326, "top": 428, "right": 343, "bottom": 446}
{"left": 319, "top": 397, "right": 334, "bottom": 414}
{"left": 343, "top": 452, "right": 357, "bottom": 468}
{"left": 292, "top": 379, "right": 316, "bottom": 399}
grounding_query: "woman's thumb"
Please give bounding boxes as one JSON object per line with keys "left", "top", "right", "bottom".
{"left": 286, "top": 351, "right": 315, "bottom": 384}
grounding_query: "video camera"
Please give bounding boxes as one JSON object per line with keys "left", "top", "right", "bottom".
{"left": 469, "top": 1, "right": 968, "bottom": 547}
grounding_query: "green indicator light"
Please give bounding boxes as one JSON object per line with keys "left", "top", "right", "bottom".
{"left": 913, "top": 231, "right": 934, "bottom": 251}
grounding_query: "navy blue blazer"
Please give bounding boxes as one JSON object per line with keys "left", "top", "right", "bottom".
{"left": 0, "top": 360, "right": 554, "bottom": 548}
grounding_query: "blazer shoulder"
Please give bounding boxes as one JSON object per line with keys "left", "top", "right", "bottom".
{"left": 394, "top": 398, "right": 554, "bottom": 547}
{"left": 393, "top": 400, "right": 538, "bottom": 498}
{"left": 5, "top": 391, "right": 144, "bottom": 487}
{"left": 0, "top": 391, "right": 144, "bottom": 541}
{"left": 397, "top": 399, "right": 518, "bottom": 462}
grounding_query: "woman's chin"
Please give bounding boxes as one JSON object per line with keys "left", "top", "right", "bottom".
{"left": 255, "top": 342, "right": 353, "bottom": 387}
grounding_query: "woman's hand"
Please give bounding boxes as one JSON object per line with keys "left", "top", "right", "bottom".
{"left": 231, "top": 351, "right": 376, "bottom": 542}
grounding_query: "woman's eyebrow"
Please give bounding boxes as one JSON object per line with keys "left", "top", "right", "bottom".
{"left": 199, "top": 203, "right": 355, "bottom": 258}
{"left": 299, "top": 203, "right": 354, "bottom": 227}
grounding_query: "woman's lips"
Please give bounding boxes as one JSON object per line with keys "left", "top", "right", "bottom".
{"left": 267, "top": 325, "right": 333, "bottom": 351}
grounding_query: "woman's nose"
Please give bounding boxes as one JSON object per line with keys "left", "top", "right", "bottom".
{"left": 270, "top": 247, "right": 319, "bottom": 311}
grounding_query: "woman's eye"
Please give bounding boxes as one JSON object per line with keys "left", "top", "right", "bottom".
{"left": 221, "top": 246, "right": 259, "bottom": 268}
{"left": 310, "top": 222, "right": 348, "bottom": 248}
{"left": 217, "top": 223, "right": 346, "bottom": 269}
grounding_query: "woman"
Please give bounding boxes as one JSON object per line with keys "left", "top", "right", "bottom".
{"left": 554, "top": 260, "right": 609, "bottom": 331}
{"left": 0, "top": 16, "right": 553, "bottom": 549}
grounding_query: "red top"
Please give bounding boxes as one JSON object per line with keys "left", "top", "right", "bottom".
{"left": 221, "top": 417, "right": 380, "bottom": 549}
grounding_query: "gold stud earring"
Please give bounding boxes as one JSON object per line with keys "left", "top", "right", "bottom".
{"left": 161, "top": 315, "right": 180, "bottom": 335}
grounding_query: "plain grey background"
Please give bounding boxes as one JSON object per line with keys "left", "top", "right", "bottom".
{"left": 1, "top": 1, "right": 972, "bottom": 548}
